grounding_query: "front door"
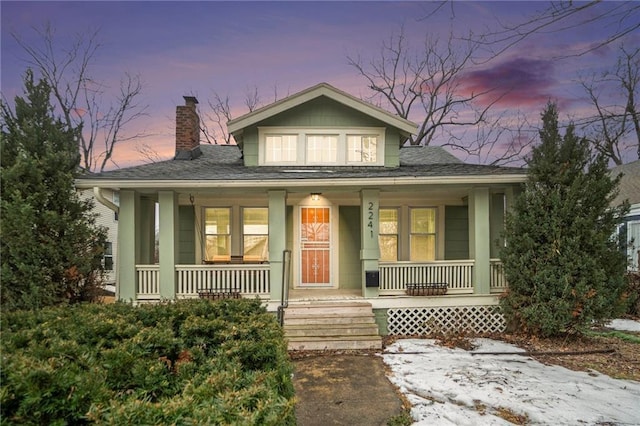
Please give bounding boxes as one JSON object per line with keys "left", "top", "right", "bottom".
{"left": 300, "top": 207, "right": 332, "bottom": 286}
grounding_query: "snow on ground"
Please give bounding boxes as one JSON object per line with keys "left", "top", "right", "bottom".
{"left": 383, "top": 338, "right": 640, "bottom": 425}
{"left": 608, "top": 318, "right": 640, "bottom": 332}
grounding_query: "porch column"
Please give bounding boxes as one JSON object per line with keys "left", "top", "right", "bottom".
{"left": 158, "top": 191, "right": 178, "bottom": 300}
{"left": 469, "top": 187, "right": 491, "bottom": 294}
{"left": 268, "top": 190, "right": 287, "bottom": 301}
{"left": 360, "top": 189, "right": 380, "bottom": 297}
{"left": 117, "top": 190, "right": 140, "bottom": 301}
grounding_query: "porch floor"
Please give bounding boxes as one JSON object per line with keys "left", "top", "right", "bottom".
{"left": 288, "top": 288, "right": 362, "bottom": 302}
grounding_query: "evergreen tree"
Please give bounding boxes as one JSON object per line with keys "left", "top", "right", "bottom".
{"left": 500, "top": 103, "right": 629, "bottom": 337}
{"left": 1, "top": 70, "right": 107, "bottom": 310}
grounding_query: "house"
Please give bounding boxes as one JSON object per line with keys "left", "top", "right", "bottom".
{"left": 611, "top": 160, "right": 640, "bottom": 271}
{"left": 76, "top": 83, "right": 527, "bottom": 338}
{"left": 78, "top": 188, "right": 119, "bottom": 288}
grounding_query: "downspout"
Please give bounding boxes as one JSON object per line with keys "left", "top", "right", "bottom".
{"left": 93, "top": 187, "right": 119, "bottom": 214}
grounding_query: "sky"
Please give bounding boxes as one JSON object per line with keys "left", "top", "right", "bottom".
{"left": 384, "top": 321, "right": 640, "bottom": 425}
{"left": 2, "top": 1, "right": 639, "bottom": 169}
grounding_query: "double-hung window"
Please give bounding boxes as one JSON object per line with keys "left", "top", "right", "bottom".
{"left": 243, "top": 208, "right": 269, "bottom": 261}
{"left": 103, "top": 242, "right": 114, "bottom": 271}
{"left": 204, "top": 208, "right": 231, "bottom": 261}
{"left": 379, "top": 209, "right": 398, "bottom": 261}
{"left": 348, "top": 135, "right": 377, "bottom": 163}
{"left": 410, "top": 208, "right": 436, "bottom": 261}
{"left": 306, "top": 135, "right": 337, "bottom": 164}
{"left": 265, "top": 135, "right": 297, "bottom": 163}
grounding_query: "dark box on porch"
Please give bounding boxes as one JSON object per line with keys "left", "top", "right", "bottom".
{"left": 365, "top": 271, "right": 379, "bottom": 288}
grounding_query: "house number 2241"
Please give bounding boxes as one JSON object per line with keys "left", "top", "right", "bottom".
{"left": 368, "top": 202, "right": 375, "bottom": 238}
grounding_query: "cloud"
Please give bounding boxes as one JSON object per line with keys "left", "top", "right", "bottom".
{"left": 462, "top": 58, "right": 558, "bottom": 109}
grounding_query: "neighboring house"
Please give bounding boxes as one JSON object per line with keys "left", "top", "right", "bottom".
{"left": 79, "top": 188, "right": 119, "bottom": 287}
{"left": 612, "top": 160, "right": 640, "bottom": 271}
{"left": 77, "top": 83, "right": 527, "bottom": 335}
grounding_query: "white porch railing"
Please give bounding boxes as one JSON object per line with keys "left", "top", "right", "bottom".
{"left": 379, "top": 260, "right": 475, "bottom": 294}
{"left": 136, "top": 264, "right": 160, "bottom": 299}
{"left": 176, "top": 264, "right": 270, "bottom": 297}
{"left": 490, "top": 259, "right": 507, "bottom": 293}
{"left": 135, "top": 264, "right": 270, "bottom": 300}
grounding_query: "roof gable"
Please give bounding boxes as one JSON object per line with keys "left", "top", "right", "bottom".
{"left": 227, "top": 83, "right": 417, "bottom": 137}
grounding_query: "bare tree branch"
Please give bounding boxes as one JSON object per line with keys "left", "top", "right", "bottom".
{"left": 466, "top": 1, "right": 640, "bottom": 62}
{"left": 11, "top": 23, "right": 147, "bottom": 172}
{"left": 575, "top": 45, "right": 639, "bottom": 165}
{"left": 201, "top": 85, "right": 286, "bottom": 145}
{"left": 348, "top": 25, "right": 521, "bottom": 163}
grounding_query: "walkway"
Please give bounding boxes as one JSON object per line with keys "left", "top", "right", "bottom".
{"left": 293, "top": 352, "right": 406, "bottom": 426}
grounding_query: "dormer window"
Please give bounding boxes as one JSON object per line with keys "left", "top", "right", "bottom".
{"left": 307, "top": 135, "right": 338, "bottom": 163}
{"left": 348, "top": 135, "right": 377, "bottom": 163}
{"left": 259, "top": 127, "right": 385, "bottom": 166}
{"left": 265, "top": 135, "right": 297, "bottom": 163}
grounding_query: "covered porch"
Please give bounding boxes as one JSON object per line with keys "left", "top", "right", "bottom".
{"left": 115, "top": 183, "right": 514, "bottom": 305}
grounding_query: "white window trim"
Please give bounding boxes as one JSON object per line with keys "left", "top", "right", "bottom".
{"left": 258, "top": 126, "right": 385, "bottom": 166}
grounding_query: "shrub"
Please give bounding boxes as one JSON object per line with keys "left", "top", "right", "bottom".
{"left": 1, "top": 299, "right": 295, "bottom": 425}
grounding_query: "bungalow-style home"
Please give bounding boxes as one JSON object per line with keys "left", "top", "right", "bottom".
{"left": 76, "top": 83, "right": 527, "bottom": 347}
{"left": 612, "top": 160, "right": 640, "bottom": 271}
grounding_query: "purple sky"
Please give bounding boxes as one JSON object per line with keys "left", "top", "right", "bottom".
{"left": 2, "top": 1, "right": 638, "bottom": 168}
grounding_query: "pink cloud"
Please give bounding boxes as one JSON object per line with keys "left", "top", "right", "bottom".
{"left": 461, "top": 58, "right": 558, "bottom": 110}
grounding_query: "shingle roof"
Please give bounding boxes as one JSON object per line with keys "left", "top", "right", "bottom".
{"left": 77, "top": 144, "right": 525, "bottom": 184}
{"left": 611, "top": 160, "right": 640, "bottom": 206}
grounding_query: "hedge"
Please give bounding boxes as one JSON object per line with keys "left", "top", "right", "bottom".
{"left": 1, "top": 299, "right": 295, "bottom": 425}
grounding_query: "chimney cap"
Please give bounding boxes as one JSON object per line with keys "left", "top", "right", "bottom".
{"left": 183, "top": 96, "right": 198, "bottom": 105}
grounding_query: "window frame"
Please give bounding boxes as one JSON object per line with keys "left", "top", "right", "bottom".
{"left": 378, "top": 208, "right": 399, "bottom": 262}
{"left": 203, "top": 207, "right": 232, "bottom": 262}
{"left": 265, "top": 134, "right": 298, "bottom": 163}
{"left": 103, "top": 242, "right": 113, "bottom": 271}
{"left": 347, "top": 134, "right": 378, "bottom": 163}
{"left": 258, "top": 127, "right": 385, "bottom": 166}
{"left": 409, "top": 207, "right": 437, "bottom": 261}
{"left": 242, "top": 207, "right": 269, "bottom": 262}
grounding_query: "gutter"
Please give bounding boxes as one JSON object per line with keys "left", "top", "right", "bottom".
{"left": 93, "top": 187, "right": 119, "bottom": 214}
{"left": 77, "top": 174, "right": 528, "bottom": 190}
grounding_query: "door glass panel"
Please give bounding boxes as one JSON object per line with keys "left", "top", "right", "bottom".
{"left": 300, "top": 207, "right": 331, "bottom": 285}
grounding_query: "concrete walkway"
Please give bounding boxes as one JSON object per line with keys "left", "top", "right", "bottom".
{"left": 293, "top": 352, "right": 405, "bottom": 426}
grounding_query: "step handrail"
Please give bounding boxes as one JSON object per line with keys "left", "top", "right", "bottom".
{"left": 277, "top": 249, "right": 292, "bottom": 326}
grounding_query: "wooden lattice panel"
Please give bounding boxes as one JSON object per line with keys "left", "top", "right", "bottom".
{"left": 387, "top": 306, "right": 505, "bottom": 335}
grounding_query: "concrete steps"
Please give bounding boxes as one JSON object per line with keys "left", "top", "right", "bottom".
{"left": 284, "top": 302, "right": 382, "bottom": 351}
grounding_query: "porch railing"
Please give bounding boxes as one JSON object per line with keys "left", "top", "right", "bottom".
{"left": 176, "top": 264, "right": 270, "bottom": 297}
{"left": 136, "top": 264, "right": 160, "bottom": 299}
{"left": 490, "top": 259, "right": 508, "bottom": 293}
{"left": 135, "top": 264, "right": 270, "bottom": 299}
{"left": 379, "top": 260, "right": 474, "bottom": 294}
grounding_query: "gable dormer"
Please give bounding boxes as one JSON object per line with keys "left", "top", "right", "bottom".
{"left": 227, "top": 83, "right": 416, "bottom": 167}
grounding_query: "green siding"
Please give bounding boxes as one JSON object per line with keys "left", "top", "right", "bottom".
{"left": 339, "top": 206, "right": 361, "bottom": 290}
{"left": 445, "top": 205, "right": 469, "bottom": 260}
{"left": 373, "top": 309, "right": 389, "bottom": 336}
{"left": 384, "top": 128, "right": 401, "bottom": 167}
{"left": 261, "top": 97, "right": 384, "bottom": 127}
{"left": 178, "top": 205, "right": 195, "bottom": 264}
{"left": 490, "top": 193, "right": 505, "bottom": 258}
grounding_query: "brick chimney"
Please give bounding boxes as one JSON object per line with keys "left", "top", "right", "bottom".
{"left": 174, "top": 96, "right": 202, "bottom": 160}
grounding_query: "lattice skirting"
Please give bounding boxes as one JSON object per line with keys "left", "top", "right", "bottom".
{"left": 387, "top": 305, "right": 505, "bottom": 335}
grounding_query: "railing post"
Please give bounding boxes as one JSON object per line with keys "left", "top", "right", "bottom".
{"left": 278, "top": 250, "right": 292, "bottom": 326}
